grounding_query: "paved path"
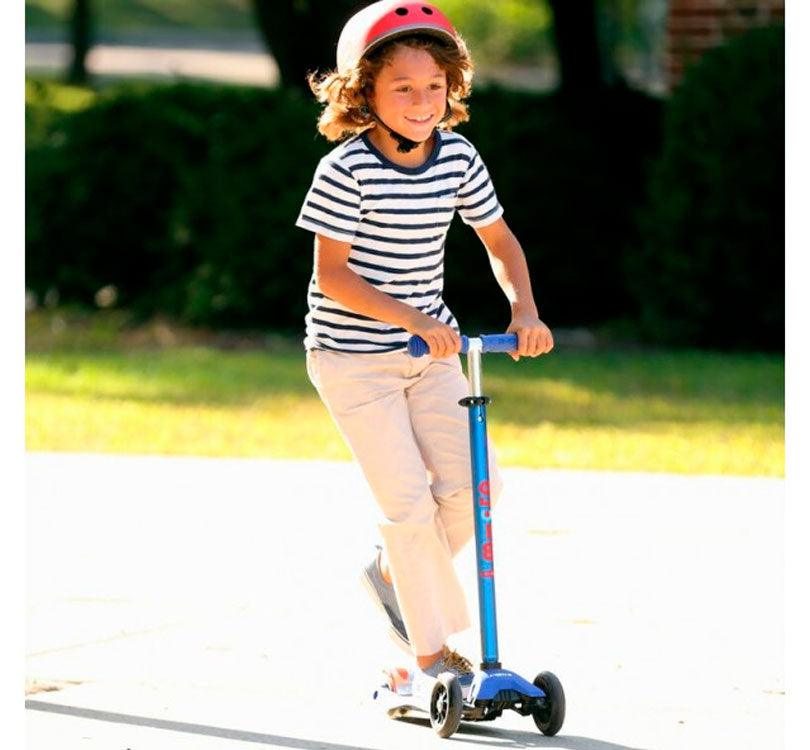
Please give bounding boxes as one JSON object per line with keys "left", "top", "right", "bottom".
{"left": 24, "top": 36, "right": 560, "bottom": 91}
{"left": 26, "top": 453, "right": 784, "bottom": 749}
{"left": 26, "top": 41, "right": 280, "bottom": 86}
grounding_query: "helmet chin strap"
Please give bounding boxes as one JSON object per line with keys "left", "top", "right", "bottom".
{"left": 362, "top": 101, "right": 452, "bottom": 154}
{"left": 364, "top": 105, "right": 420, "bottom": 153}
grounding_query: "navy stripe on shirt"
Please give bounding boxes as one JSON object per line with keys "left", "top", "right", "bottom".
{"left": 461, "top": 187, "right": 497, "bottom": 213}
{"left": 298, "top": 213, "right": 353, "bottom": 238}
{"left": 349, "top": 255, "right": 444, "bottom": 276}
{"left": 319, "top": 173, "right": 361, "bottom": 197}
{"left": 310, "top": 316, "right": 407, "bottom": 335}
{"left": 310, "top": 187, "right": 359, "bottom": 210}
{"left": 351, "top": 244, "right": 443, "bottom": 261}
{"left": 359, "top": 171, "right": 466, "bottom": 186}
{"left": 305, "top": 201, "right": 358, "bottom": 225}
{"left": 352, "top": 230, "right": 444, "bottom": 246}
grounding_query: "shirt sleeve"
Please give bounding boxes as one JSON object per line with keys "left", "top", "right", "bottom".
{"left": 295, "top": 157, "right": 362, "bottom": 242}
{"left": 456, "top": 147, "right": 504, "bottom": 228}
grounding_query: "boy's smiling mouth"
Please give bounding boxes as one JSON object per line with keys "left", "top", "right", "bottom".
{"left": 405, "top": 114, "right": 434, "bottom": 124}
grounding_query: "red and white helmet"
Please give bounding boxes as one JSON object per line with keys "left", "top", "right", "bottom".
{"left": 337, "top": 1, "right": 459, "bottom": 74}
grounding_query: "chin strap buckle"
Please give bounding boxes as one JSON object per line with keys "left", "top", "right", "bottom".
{"left": 393, "top": 134, "right": 419, "bottom": 153}
{"left": 363, "top": 103, "right": 425, "bottom": 153}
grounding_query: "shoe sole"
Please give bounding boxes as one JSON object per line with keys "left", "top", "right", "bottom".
{"left": 360, "top": 569, "right": 412, "bottom": 655}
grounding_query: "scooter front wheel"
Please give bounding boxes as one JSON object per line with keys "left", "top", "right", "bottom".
{"left": 430, "top": 673, "right": 463, "bottom": 738}
{"left": 532, "top": 671, "right": 565, "bottom": 736}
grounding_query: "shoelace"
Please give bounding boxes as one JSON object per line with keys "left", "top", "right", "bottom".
{"left": 441, "top": 647, "right": 473, "bottom": 675}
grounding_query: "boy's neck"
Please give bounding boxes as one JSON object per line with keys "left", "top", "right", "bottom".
{"left": 367, "top": 126, "right": 435, "bottom": 169}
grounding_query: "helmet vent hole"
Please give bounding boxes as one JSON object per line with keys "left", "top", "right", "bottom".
{"left": 422, "top": 7, "right": 434, "bottom": 13}
{"left": 395, "top": 7, "right": 408, "bottom": 15}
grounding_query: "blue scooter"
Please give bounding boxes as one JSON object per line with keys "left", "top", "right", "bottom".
{"left": 372, "top": 333, "right": 565, "bottom": 739}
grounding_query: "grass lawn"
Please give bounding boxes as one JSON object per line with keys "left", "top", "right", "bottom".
{"left": 25, "top": 311, "right": 784, "bottom": 477}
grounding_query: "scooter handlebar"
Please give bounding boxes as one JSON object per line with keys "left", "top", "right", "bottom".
{"left": 407, "top": 333, "right": 518, "bottom": 357}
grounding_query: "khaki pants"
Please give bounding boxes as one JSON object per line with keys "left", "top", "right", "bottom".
{"left": 306, "top": 348, "right": 503, "bottom": 656}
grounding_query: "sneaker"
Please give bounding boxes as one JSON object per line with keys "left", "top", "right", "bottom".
{"left": 412, "top": 646, "right": 475, "bottom": 700}
{"left": 382, "top": 666, "right": 414, "bottom": 696}
{"left": 361, "top": 545, "right": 410, "bottom": 653}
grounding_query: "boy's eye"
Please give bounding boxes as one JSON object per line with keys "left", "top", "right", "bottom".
{"left": 395, "top": 84, "right": 445, "bottom": 93}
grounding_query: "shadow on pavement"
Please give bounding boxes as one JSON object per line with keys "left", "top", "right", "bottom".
{"left": 26, "top": 699, "right": 649, "bottom": 750}
{"left": 26, "top": 700, "right": 377, "bottom": 750}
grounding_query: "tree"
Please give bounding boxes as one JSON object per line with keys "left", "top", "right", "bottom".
{"left": 548, "top": 0, "right": 609, "bottom": 95}
{"left": 67, "top": 0, "right": 93, "bottom": 85}
{"left": 252, "top": 0, "right": 367, "bottom": 93}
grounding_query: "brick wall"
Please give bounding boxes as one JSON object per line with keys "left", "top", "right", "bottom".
{"left": 666, "top": 0, "right": 784, "bottom": 90}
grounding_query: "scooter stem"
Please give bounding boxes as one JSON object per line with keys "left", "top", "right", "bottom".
{"left": 465, "top": 337, "right": 484, "bottom": 397}
{"left": 460, "top": 337, "right": 501, "bottom": 670}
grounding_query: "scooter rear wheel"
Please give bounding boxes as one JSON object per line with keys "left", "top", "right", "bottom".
{"left": 532, "top": 671, "right": 565, "bottom": 736}
{"left": 429, "top": 673, "right": 463, "bottom": 738}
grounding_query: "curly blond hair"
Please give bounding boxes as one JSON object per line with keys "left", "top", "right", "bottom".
{"left": 307, "top": 33, "right": 474, "bottom": 142}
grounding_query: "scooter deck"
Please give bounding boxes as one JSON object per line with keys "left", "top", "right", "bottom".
{"left": 373, "top": 668, "right": 544, "bottom": 721}
{"left": 373, "top": 671, "right": 474, "bottom": 717}
{"left": 373, "top": 683, "right": 428, "bottom": 718}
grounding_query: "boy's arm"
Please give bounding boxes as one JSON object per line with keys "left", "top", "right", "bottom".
{"left": 314, "top": 233, "right": 461, "bottom": 358}
{"left": 474, "top": 217, "right": 554, "bottom": 360}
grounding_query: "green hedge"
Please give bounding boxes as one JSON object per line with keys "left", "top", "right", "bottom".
{"left": 630, "top": 25, "right": 784, "bottom": 349}
{"left": 27, "top": 83, "right": 325, "bottom": 327}
{"left": 26, "top": 79, "right": 662, "bottom": 335}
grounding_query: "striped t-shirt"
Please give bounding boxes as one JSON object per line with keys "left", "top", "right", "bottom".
{"left": 296, "top": 129, "right": 503, "bottom": 353}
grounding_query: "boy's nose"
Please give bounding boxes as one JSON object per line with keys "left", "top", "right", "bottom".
{"left": 411, "top": 89, "right": 430, "bottom": 106}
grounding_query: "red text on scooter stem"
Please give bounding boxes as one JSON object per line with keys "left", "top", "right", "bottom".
{"left": 477, "top": 479, "right": 494, "bottom": 578}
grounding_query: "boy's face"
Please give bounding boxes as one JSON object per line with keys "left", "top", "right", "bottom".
{"left": 371, "top": 44, "right": 448, "bottom": 142}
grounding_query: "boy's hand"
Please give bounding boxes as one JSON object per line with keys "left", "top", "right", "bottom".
{"left": 506, "top": 314, "right": 554, "bottom": 361}
{"left": 408, "top": 311, "right": 462, "bottom": 359}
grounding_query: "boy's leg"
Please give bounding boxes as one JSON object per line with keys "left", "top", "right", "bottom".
{"left": 405, "top": 354, "right": 503, "bottom": 557}
{"left": 306, "top": 349, "right": 471, "bottom": 657}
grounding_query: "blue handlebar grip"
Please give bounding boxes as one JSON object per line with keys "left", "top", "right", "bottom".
{"left": 480, "top": 333, "right": 519, "bottom": 353}
{"left": 407, "top": 335, "right": 430, "bottom": 357}
{"left": 407, "top": 333, "right": 518, "bottom": 356}
{"left": 407, "top": 335, "right": 470, "bottom": 357}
